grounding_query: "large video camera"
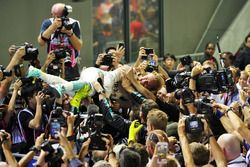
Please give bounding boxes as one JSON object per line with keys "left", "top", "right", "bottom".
{"left": 196, "top": 68, "right": 234, "bottom": 94}
{"left": 0, "top": 65, "right": 12, "bottom": 81}
{"left": 60, "top": 5, "right": 73, "bottom": 30}
{"left": 78, "top": 112, "right": 107, "bottom": 150}
{"left": 16, "top": 43, "right": 39, "bottom": 61}
{"left": 165, "top": 71, "right": 191, "bottom": 93}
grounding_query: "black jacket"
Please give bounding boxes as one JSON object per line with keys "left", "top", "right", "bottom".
{"left": 235, "top": 47, "right": 250, "bottom": 70}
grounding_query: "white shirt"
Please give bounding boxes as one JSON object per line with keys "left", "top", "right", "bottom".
{"left": 227, "top": 155, "right": 247, "bottom": 167}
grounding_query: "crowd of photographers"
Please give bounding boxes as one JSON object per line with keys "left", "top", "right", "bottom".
{"left": 1, "top": 3, "right": 250, "bottom": 167}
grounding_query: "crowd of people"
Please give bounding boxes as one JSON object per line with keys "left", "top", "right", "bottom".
{"left": 0, "top": 2, "right": 250, "bottom": 167}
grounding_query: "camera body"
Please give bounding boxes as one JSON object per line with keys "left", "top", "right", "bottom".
{"left": 78, "top": 113, "right": 106, "bottom": 150}
{"left": 51, "top": 107, "right": 67, "bottom": 127}
{"left": 195, "top": 97, "right": 213, "bottom": 115}
{"left": 180, "top": 55, "right": 192, "bottom": 66}
{"left": 175, "top": 87, "right": 195, "bottom": 104}
{"left": 60, "top": 5, "right": 73, "bottom": 30}
{"left": 165, "top": 71, "right": 191, "bottom": 93}
{"left": 196, "top": 68, "right": 234, "bottom": 94}
{"left": 185, "top": 115, "right": 203, "bottom": 134}
{"left": 41, "top": 140, "right": 64, "bottom": 165}
{"left": 0, "top": 65, "right": 12, "bottom": 81}
{"left": 16, "top": 43, "right": 39, "bottom": 61}
{"left": 141, "top": 48, "right": 153, "bottom": 60}
{"left": 101, "top": 53, "right": 113, "bottom": 66}
{"left": 53, "top": 47, "right": 71, "bottom": 62}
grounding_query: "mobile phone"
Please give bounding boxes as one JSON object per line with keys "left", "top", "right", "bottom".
{"left": 156, "top": 142, "right": 168, "bottom": 164}
{"left": 50, "top": 119, "right": 61, "bottom": 139}
{"left": 118, "top": 42, "right": 125, "bottom": 49}
{"left": 145, "top": 48, "right": 154, "bottom": 55}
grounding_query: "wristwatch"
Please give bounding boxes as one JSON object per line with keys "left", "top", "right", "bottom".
{"left": 29, "top": 146, "right": 40, "bottom": 153}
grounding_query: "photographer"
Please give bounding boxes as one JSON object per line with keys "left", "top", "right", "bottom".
{"left": 0, "top": 47, "right": 25, "bottom": 104}
{"left": 95, "top": 45, "right": 125, "bottom": 71}
{"left": 0, "top": 130, "right": 18, "bottom": 167}
{"left": 41, "top": 51, "right": 65, "bottom": 79}
{"left": 38, "top": 3, "right": 82, "bottom": 81}
{"left": 17, "top": 83, "right": 47, "bottom": 153}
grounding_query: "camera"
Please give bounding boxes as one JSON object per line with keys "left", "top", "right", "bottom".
{"left": 78, "top": 112, "right": 107, "bottom": 150}
{"left": 185, "top": 115, "right": 203, "bottom": 134}
{"left": 0, "top": 65, "right": 12, "bottom": 81}
{"left": 142, "top": 48, "right": 154, "bottom": 60}
{"left": 41, "top": 140, "right": 64, "bottom": 165}
{"left": 88, "top": 113, "right": 106, "bottom": 150}
{"left": 101, "top": 53, "right": 113, "bottom": 66}
{"left": 16, "top": 43, "right": 39, "bottom": 61}
{"left": 195, "top": 97, "right": 213, "bottom": 115}
{"left": 180, "top": 55, "right": 192, "bottom": 66}
{"left": 180, "top": 55, "right": 193, "bottom": 72}
{"left": 165, "top": 71, "right": 191, "bottom": 93}
{"left": 53, "top": 47, "right": 71, "bottom": 62}
{"left": 146, "top": 59, "right": 158, "bottom": 72}
{"left": 196, "top": 68, "right": 234, "bottom": 94}
{"left": 175, "top": 87, "right": 195, "bottom": 104}
{"left": 60, "top": 5, "right": 73, "bottom": 30}
{"left": 51, "top": 107, "right": 67, "bottom": 127}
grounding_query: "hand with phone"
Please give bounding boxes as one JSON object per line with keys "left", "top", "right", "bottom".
{"left": 50, "top": 119, "right": 61, "bottom": 139}
{"left": 156, "top": 142, "right": 168, "bottom": 164}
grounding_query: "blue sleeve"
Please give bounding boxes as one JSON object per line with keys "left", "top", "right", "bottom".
{"left": 72, "top": 21, "right": 81, "bottom": 39}
{"left": 40, "top": 19, "right": 52, "bottom": 34}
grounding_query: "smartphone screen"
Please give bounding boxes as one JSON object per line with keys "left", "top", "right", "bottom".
{"left": 157, "top": 142, "right": 168, "bottom": 164}
{"left": 50, "top": 119, "right": 61, "bottom": 139}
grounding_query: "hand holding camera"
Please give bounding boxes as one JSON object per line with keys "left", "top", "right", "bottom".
{"left": 191, "top": 64, "right": 203, "bottom": 77}
{"left": 212, "top": 102, "right": 230, "bottom": 113}
{"left": 35, "top": 91, "right": 46, "bottom": 105}
{"left": 13, "top": 79, "right": 23, "bottom": 91}
{"left": 52, "top": 18, "right": 63, "bottom": 30}
{"left": 44, "top": 52, "right": 56, "bottom": 66}
{"left": 34, "top": 133, "right": 45, "bottom": 151}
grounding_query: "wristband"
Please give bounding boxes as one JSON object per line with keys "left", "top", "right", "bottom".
{"left": 29, "top": 146, "right": 40, "bottom": 153}
{"left": 215, "top": 110, "right": 224, "bottom": 119}
{"left": 190, "top": 75, "right": 199, "bottom": 80}
{"left": 67, "top": 135, "right": 75, "bottom": 141}
{"left": 242, "top": 103, "right": 250, "bottom": 110}
{"left": 207, "top": 133, "right": 214, "bottom": 139}
{"left": 41, "top": 32, "right": 50, "bottom": 42}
